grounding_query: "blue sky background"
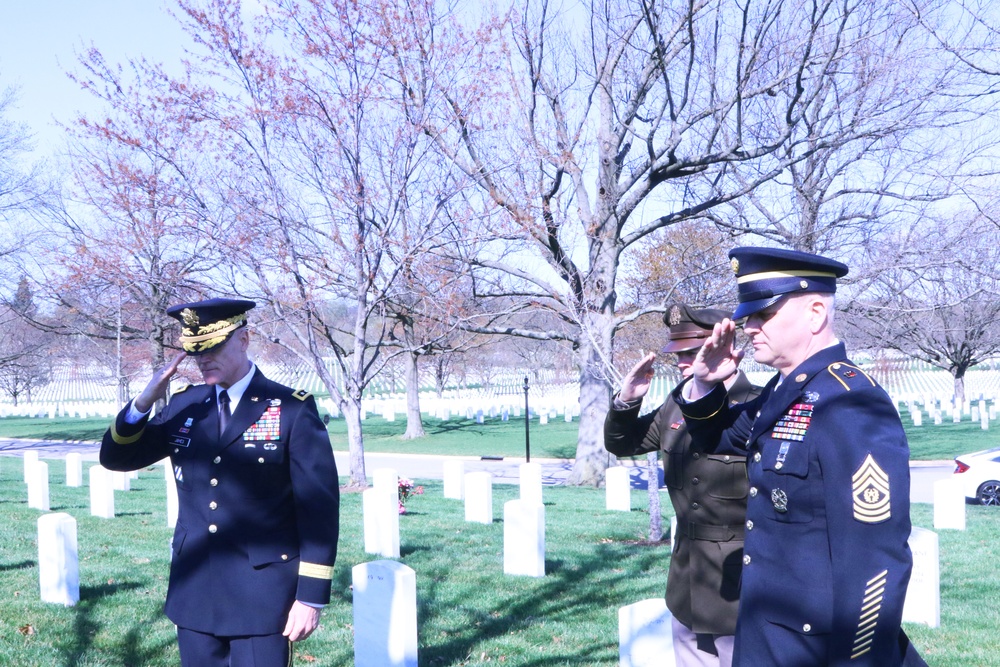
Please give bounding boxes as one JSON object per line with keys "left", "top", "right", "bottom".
{"left": 0, "top": 0, "right": 187, "bottom": 159}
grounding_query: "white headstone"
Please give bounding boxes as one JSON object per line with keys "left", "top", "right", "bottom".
{"left": 443, "top": 460, "right": 465, "bottom": 500}
{"left": 353, "top": 560, "right": 418, "bottom": 667}
{"left": 519, "top": 462, "right": 543, "bottom": 506}
{"left": 65, "top": 453, "right": 83, "bottom": 488}
{"left": 501, "top": 406, "right": 509, "bottom": 422}
{"left": 23, "top": 451, "right": 39, "bottom": 482}
{"left": 981, "top": 410, "right": 989, "bottom": 431}
{"left": 37, "top": 513, "right": 80, "bottom": 606}
{"left": 373, "top": 468, "right": 399, "bottom": 500}
{"left": 619, "top": 598, "right": 676, "bottom": 667}
{"left": 363, "top": 488, "right": 401, "bottom": 559}
{"left": 933, "top": 478, "right": 965, "bottom": 530}
{"left": 442, "top": 408, "right": 451, "bottom": 421}
{"left": 475, "top": 409, "right": 485, "bottom": 424}
{"left": 539, "top": 413, "right": 548, "bottom": 425}
{"left": 464, "top": 471, "right": 493, "bottom": 524}
{"left": 952, "top": 409, "right": 961, "bottom": 423}
{"left": 385, "top": 410, "right": 395, "bottom": 422}
{"left": 27, "top": 461, "right": 51, "bottom": 511}
{"left": 912, "top": 410, "right": 922, "bottom": 427}
{"left": 89, "top": 466, "right": 115, "bottom": 518}
{"left": 606, "top": 466, "right": 632, "bottom": 512}
{"left": 112, "top": 470, "right": 130, "bottom": 492}
{"left": 564, "top": 411, "right": 572, "bottom": 422}
{"left": 902, "top": 527, "right": 940, "bottom": 628}
{"left": 164, "top": 460, "right": 179, "bottom": 528}
{"left": 933, "top": 413, "right": 942, "bottom": 425}
{"left": 504, "top": 500, "right": 545, "bottom": 577}
{"left": 513, "top": 406, "right": 521, "bottom": 418}
{"left": 971, "top": 407, "right": 980, "bottom": 422}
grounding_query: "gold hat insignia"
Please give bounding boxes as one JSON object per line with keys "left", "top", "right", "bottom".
{"left": 668, "top": 305, "right": 682, "bottom": 326}
{"left": 181, "top": 308, "right": 200, "bottom": 328}
{"left": 731, "top": 258, "right": 740, "bottom": 274}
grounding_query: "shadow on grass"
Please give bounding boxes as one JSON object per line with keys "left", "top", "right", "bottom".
{"left": 56, "top": 581, "right": 175, "bottom": 666}
{"left": 416, "top": 542, "right": 666, "bottom": 666}
{"left": 0, "top": 559, "right": 34, "bottom": 571}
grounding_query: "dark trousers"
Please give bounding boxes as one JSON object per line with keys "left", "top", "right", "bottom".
{"left": 177, "top": 627, "right": 291, "bottom": 667}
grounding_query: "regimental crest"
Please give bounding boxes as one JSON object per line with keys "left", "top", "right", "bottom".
{"left": 731, "top": 257, "right": 740, "bottom": 274}
{"left": 852, "top": 453, "right": 891, "bottom": 523}
{"left": 668, "top": 305, "right": 682, "bottom": 326}
{"left": 804, "top": 391, "right": 820, "bottom": 403}
{"left": 180, "top": 308, "right": 200, "bottom": 328}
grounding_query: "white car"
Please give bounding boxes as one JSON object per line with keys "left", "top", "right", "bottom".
{"left": 953, "top": 447, "right": 1000, "bottom": 506}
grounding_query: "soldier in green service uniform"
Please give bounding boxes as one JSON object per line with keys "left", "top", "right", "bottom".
{"left": 605, "top": 303, "right": 761, "bottom": 667}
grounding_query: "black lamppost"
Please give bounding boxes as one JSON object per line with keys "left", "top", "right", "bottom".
{"left": 523, "top": 376, "right": 531, "bottom": 462}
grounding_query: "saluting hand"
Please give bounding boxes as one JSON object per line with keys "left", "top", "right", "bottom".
{"left": 619, "top": 352, "right": 657, "bottom": 402}
{"left": 689, "top": 319, "right": 743, "bottom": 399}
{"left": 133, "top": 352, "right": 187, "bottom": 413}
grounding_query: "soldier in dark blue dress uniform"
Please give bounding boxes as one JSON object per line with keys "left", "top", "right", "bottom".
{"left": 673, "top": 248, "right": 926, "bottom": 666}
{"left": 101, "top": 298, "right": 340, "bottom": 667}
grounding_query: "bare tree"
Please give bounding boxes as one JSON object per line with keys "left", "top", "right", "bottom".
{"left": 386, "top": 0, "right": 982, "bottom": 484}
{"left": 845, "top": 213, "right": 1000, "bottom": 405}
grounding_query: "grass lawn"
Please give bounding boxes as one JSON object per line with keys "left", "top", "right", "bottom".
{"left": 0, "top": 459, "right": 998, "bottom": 666}
{"left": 1, "top": 409, "right": 998, "bottom": 461}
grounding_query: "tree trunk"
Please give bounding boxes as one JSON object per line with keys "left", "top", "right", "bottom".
{"left": 567, "top": 330, "right": 614, "bottom": 486}
{"left": 402, "top": 349, "right": 425, "bottom": 439}
{"left": 341, "top": 395, "right": 368, "bottom": 488}
{"left": 953, "top": 370, "right": 966, "bottom": 407}
{"left": 435, "top": 357, "right": 445, "bottom": 398}
{"left": 647, "top": 451, "right": 662, "bottom": 541}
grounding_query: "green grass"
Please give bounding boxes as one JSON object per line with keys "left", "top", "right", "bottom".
{"left": 0, "top": 459, "right": 998, "bottom": 665}
{"left": 3, "top": 411, "right": 998, "bottom": 462}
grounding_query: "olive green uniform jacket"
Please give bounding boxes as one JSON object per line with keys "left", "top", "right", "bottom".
{"left": 604, "top": 372, "right": 761, "bottom": 635}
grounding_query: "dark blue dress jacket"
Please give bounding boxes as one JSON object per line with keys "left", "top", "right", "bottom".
{"left": 100, "top": 369, "right": 340, "bottom": 636}
{"left": 674, "top": 343, "right": 914, "bottom": 666}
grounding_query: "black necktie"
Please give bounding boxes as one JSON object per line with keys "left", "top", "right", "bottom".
{"left": 218, "top": 390, "right": 231, "bottom": 438}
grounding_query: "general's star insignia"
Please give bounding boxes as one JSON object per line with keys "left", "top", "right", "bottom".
{"left": 852, "top": 453, "right": 890, "bottom": 523}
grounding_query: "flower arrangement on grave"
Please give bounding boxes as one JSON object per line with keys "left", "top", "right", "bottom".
{"left": 398, "top": 477, "right": 424, "bottom": 514}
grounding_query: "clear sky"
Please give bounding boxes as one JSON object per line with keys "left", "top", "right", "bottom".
{"left": 0, "top": 0, "right": 188, "bottom": 159}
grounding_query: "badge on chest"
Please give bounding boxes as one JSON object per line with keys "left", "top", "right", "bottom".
{"left": 771, "top": 402, "right": 814, "bottom": 442}
{"left": 244, "top": 402, "right": 281, "bottom": 442}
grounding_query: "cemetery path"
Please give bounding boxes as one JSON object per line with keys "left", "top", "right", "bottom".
{"left": 0, "top": 439, "right": 954, "bottom": 502}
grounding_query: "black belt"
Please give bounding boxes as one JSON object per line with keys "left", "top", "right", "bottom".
{"left": 676, "top": 519, "right": 745, "bottom": 542}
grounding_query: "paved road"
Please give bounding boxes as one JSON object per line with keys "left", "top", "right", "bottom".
{"left": 0, "top": 438, "right": 957, "bottom": 503}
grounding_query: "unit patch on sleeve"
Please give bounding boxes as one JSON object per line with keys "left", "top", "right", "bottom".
{"left": 771, "top": 403, "right": 813, "bottom": 442}
{"left": 243, "top": 406, "right": 281, "bottom": 441}
{"left": 852, "top": 453, "right": 891, "bottom": 523}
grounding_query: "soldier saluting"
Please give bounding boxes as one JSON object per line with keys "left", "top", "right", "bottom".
{"left": 101, "top": 298, "right": 340, "bottom": 667}
{"left": 674, "top": 248, "right": 925, "bottom": 666}
{"left": 605, "top": 303, "right": 761, "bottom": 667}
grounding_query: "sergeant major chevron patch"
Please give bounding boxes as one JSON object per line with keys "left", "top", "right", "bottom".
{"left": 852, "top": 453, "right": 891, "bottom": 523}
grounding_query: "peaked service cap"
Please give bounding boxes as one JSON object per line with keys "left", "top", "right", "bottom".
{"left": 661, "top": 303, "right": 732, "bottom": 353}
{"left": 728, "top": 247, "right": 848, "bottom": 320}
{"left": 166, "top": 298, "right": 256, "bottom": 356}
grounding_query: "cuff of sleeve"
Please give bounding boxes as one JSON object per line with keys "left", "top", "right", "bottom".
{"left": 296, "top": 562, "right": 334, "bottom": 606}
{"left": 124, "top": 400, "right": 151, "bottom": 425}
{"left": 673, "top": 380, "right": 729, "bottom": 420}
{"left": 612, "top": 394, "right": 643, "bottom": 411}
